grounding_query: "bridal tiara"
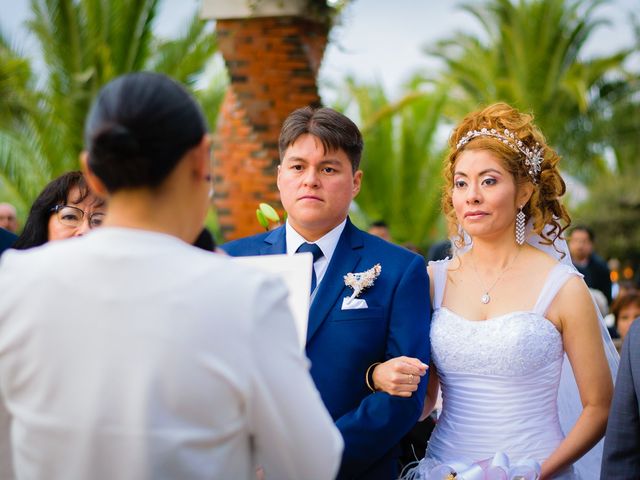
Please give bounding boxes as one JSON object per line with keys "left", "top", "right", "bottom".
{"left": 456, "top": 128, "right": 543, "bottom": 183}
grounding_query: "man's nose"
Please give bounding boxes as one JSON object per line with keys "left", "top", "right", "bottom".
{"left": 302, "top": 169, "right": 319, "bottom": 187}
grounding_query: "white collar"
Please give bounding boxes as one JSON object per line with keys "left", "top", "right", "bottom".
{"left": 285, "top": 219, "right": 347, "bottom": 264}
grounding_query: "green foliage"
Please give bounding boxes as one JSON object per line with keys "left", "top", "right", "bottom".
{"left": 0, "top": 31, "right": 35, "bottom": 129}
{"left": 426, "top": 0, "right": 633, "bottom": 182}
{"left": 334, "top": 78, "right": 449, "bottom": 248}
{"left": 0, "top": 0, "right": 227, "bottom": 218}
{"left": 573, "top": 170, "right": 640, "bottom": 263}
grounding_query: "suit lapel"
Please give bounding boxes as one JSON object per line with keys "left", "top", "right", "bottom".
{"left": 306, "top": 220, "right": 364, "bottom": 343}
{"left": 260, "top": 225, "right": 287, "bottom": 255}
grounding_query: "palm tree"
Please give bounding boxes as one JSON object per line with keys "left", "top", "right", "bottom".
{"left": 0, "top": 0, "right": 226, "bottom": 212}
{"left": 0, "top": 31, "right": 35, "bottom": 128}
{"left": 426, "top": 0, "right": 632, "bottom": 181}
{"left": 335, "top": 78, "right": 449, "bottom": 248}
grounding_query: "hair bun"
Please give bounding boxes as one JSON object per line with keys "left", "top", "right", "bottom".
{"left": 84, "top": 72, "right": 208, "bottom": 190}
{"left": 91, "top": 123, "right": 140, "bottom": 160}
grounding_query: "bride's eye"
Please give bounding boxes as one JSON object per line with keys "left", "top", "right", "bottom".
{"left": 454, "top": 179, "right": 467, "bottom": 188}
{"left": 482, "top": 177, "right": 497, "bottom": 186}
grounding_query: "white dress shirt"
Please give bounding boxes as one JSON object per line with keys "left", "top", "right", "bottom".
{"left": 0, "top": 228, "right": 342, "bottom": 480}
{"left": 285, "top": 219, "right": 346, "bottom": 294}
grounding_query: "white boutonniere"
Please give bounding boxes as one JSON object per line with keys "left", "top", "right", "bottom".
{"left": 344, "top": 263, "right": 382, "bottom": 300}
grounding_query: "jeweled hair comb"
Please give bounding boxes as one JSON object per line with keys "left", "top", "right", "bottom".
{"left": 456, "top": 127, "right": 543, "bottom": 183}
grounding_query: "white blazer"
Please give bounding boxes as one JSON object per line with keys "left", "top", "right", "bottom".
{"left": 0, "top": 228, "right": 342, "bottom": 480}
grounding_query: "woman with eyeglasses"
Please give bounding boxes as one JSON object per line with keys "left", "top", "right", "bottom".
{"left": 12, "top": 171, "right": 106, "bottom": 249}
{"left": 0, "top": 72, "right": 341, "bottom": 480}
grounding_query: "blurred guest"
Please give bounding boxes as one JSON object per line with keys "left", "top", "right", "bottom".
{"left": 0, "top": 228, "right": 16, "bottom": 256}
{"left": 0, "top": 72, "right": 341, "bottom": 480}
{"left": 402, "top": 242, "right": 424, "bottom": 256}
{"left": 569, "top": 225, "right": 612, "bottom": 304}
{"left": 12, "top": 171, "right": 105, "bottom": 250}
{"left": 601, "top": 318, "right": 640, "bottom": 478}
{"left": 368, "top": 220, "right": 392, "bottom": 242}
{"left": 611, "top": 292, "right": 640, "bottom": 341}
{"left": 616, "top": 280, "right": 637, "bottom": 299}
{"left": 0, "top": 203, "right": 18, "bottom": 233}
{"left": 427, "top": 239, "right": 452, "bottom": 262}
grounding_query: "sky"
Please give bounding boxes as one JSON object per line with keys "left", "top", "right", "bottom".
{"left": 1, "top": 0, "right": 637, "bottom": 101}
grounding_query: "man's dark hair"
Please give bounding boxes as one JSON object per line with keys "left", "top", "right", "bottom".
{"left": 13, "top": 171, "right": 103, "bottom": 249}
{"left": 570, "top": 225, "right": 595, "bottom": 242}
{"left": 85, "top": 72, "right": 208, "bottom": 192}
{"left": 278, "top": 106, "right": 363, "bottom": 172}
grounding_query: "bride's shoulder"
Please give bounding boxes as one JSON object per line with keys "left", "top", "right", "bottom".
{"left": 525, "top": 244, "right": 558, "bottom": 265}
{"left": 521, "top": 245, "right": 572, "bottom": 277}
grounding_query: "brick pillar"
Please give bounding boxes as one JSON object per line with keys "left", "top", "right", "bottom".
{"left": 213, "top": 17, "right": 328, "bottom": 241}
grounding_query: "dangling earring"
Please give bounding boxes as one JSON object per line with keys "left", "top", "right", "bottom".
{"left": 516, "top": 206, "right": 526, "bottom": 245}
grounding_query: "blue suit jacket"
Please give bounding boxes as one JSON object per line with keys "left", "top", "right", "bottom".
{"left": 224, "top": 219, "right": 431, "bottom": 479}
{"left": 601, "top": 319, "right": 640, "bottom": 479}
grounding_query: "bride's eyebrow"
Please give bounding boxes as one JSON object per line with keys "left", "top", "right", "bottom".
{"left": 479, "top": 168, "right": 502, "bottom": 176}
{"left": 454, "top": 168, "right": 502, "bottom": 177}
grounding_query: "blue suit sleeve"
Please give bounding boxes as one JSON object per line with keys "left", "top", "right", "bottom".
{"left": 601, "top": 321, "right": 640, "bottom": 478}
{"left": 335, "top": 254, "right": 431, "bottom": 477}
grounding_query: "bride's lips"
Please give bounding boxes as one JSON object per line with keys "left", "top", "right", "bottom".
{"left": 464, "top": 210, "right": 488, "bottom": 219}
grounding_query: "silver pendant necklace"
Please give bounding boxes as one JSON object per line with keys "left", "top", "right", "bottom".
{"left": 469, "top": 248, "right": 522, "bottom": 304}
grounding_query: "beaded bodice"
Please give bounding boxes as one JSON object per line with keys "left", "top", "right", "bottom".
{"left": 424, "top": 260, "right": 578, "bottom": 469}
{"left": 431, "top": 307, "right": 563, "bottom": 377}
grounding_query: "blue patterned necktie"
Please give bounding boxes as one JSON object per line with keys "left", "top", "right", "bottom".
{"left": 296, "top": 242, "right": 324, "bottom": 294}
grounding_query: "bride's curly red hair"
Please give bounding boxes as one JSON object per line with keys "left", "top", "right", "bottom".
{"left": 443, "top": 103, "right": 571, "bottom": 252}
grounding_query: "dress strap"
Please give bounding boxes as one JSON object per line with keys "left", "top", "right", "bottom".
{"left": 428, "top": 258, "right": 450, "bottom": 310}
{"left": 532, "top": 263, "right": 583, "bottom": 316}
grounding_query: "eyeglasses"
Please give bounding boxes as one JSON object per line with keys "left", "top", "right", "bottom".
{"left": 50, "top": 205, "right": 105, "bottom": 229}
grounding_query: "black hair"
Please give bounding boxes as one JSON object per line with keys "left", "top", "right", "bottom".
{"left": 570, "top": 225, "right": 595, "bottom": 242}
{"left": 193, "top": 227, "right": 216, "bottom": 251}
{"left": 13, "top": 171, "right": 103, "bottom": 249}
{"left": 278, "top": 106, "right": 363, "bottom": 172}
{"left": 85, "top": 72, "right": 208, "bottom": 191}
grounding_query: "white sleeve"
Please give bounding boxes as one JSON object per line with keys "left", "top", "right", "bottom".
{"left": 248, "top": 276, "right": 343, "bottom": 480}
{"left": 0, "top": 255, "right": 15, "bottom": 479}
{"left": 0, "top": 393, "right": 13, "bottom": 479}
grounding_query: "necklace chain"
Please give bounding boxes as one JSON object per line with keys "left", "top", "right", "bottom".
{"left": 468, "top": 248, "right": 522, "bottom": 304}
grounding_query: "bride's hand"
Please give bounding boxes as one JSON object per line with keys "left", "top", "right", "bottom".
{"left": 371, "top": 356, "right": 428, "bottom": 397}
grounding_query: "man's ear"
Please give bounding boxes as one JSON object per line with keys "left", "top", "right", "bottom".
{"left": 80, "top": 152, "right": 108, "bottom": 197}
{"left": 352, "top": 170, "right": 363, "bottom": 198}
{"left": 276, "top": 164, "right": 282, "bottom": 192}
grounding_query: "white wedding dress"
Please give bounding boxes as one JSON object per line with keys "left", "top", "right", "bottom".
{"left": 412, "top": 259, "right": 582, "bottom": 479}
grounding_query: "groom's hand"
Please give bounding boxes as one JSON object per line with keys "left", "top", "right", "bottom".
{"left": 371, "top": 357, "right": 428, "bottom": 397}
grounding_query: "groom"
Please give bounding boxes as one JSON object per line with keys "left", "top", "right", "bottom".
{"left": 223, "top": 106, "right": 430, "bottom": 479}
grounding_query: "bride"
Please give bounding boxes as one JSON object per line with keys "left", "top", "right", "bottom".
{"left": 372, "top": 103, "right": 616, "bottom": 479}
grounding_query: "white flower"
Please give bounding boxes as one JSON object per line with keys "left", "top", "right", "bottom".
{"left": 344, "top": 264, "right": 382, "bottom": 300}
